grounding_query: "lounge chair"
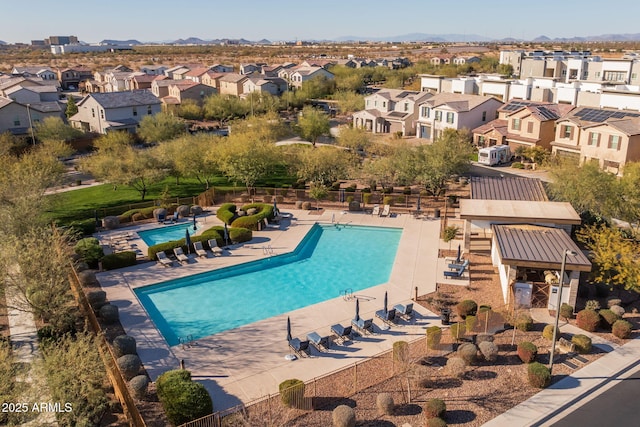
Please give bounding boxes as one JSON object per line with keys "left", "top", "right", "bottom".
{"left": 444, "top": 263, "right": 468, "bottom": 279}
{"left": 351, "top": 318, "right": 374, "bottom": 335}
{"left": 447, "top": 259, "right": 469, "bottom": 271}
{"left": 393, "top": 303, "right": 414, "bottom": 320}
{"left": 371, "top": 204, "right": 380, "bottom": 216}
{"left": 263, "top": 218, "right": 280, "bottom": 230}
{"left": 156, "top": 251, "right": 173, "bottom": 267}
{"left": 307, "top": 332, "right": 331, "bottom": 352}
{"left": 288, "top": 338, "right": 310, "bottom": 357}
{"left": 380, "top": 204, "right": 390, "bottom": 217}
{"left": 193, "top": 241, "right": 208, "bottom": 258}
{"left": 375, "top": 308, "right": 397, "bottom": 326}
{"left": 164, "top": 211, "right": 179, "bottom": 224}
{"left": 173, "top": 247, "right": 189, "bottom": 264}
{"left": 330, "top": 323, "right": 352, "bottom": 344}
{"left": 207, "top": 239, "right": 224, "bottom": 256}
{"left": 157, "top": 213, "right": 166, "bottom": 223}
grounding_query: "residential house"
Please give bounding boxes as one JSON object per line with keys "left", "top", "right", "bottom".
{"left": 163, "top": 81, "right": 216, "bottom": 108}
{"left": 288, "top": 66, "right": 334, "bottom": 89}
{"left": 164, "top": 65, "right": 190, "bottom": 80}
{"left": 105, "top": 71, "right": 142, "bottom": 92}
{"left": 472, "top": 119, "right": 508, "bottom": 147}
{"left": 261, "top": 65, "right": 283, "bottom": 77}
{"left": 127, "top": 74, "right": 164, "bottom": 91}
{"left": 352, "top": 89, "right": 432, "bottom": 136}
{"left": 209, "top": 64, "right": 234, "bottom": 73}
{"left": 151, "top": 79, "right": 196, "bottom": 99}
{"left": 453, "top": 56, "right": 481, "bottom": 65}
{"left": 0, "top": 96, "right": 64, "bottom": 135}
{"left": 0, "top": 77, "right": 58, "bottom": 97}
{"left": 219, "top": 73, "right": 248, "bottom": 96}
{"left": 58, "top": 66, "right": 93, "bottom": 90}
{"left": 242, "top": 76, "right": 287, "bottom": 96}
{"left": 184, "top": 68, "right": 211, "bottom": 83}
{"left": 69, "top": 90, "right": 161, "bottom": 134}
{"left": 239, "top": 63, "right": 265, "bottom": 75}
{"left": 300, "top": 60, "right": 334, "bottom": 69}
{"left": 140, "top": 65, "right": 168, "bottom": 76}
{"left": 430, "top": 55, "right": 453, "bottom": 66}
{"left": 416, "top": 93, "right": 503, "bottom": 141}
{"left": 201, "top": 72, "right": 226, "bottom": 90}
{"left": 4, "top": 85, "right": 61, "bottom": 103}
{"left": 551, "top": 106, "right": 640, "bottom": 175}
{"left": 12, "top": 66, "right": 57, "bottom": 81}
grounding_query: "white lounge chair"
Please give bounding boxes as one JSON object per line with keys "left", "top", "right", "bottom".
{"left": 193, "top": 241, "right": 208, "bottom": 258}
{"left": 263, "top": 218, "right": 280, "bottom": 230}
{"left": 156, "top": 251, "right": 173, "bottom": 267}
{"left": 173, "top": 247, "right": 189, "bottom": 264}
{"left": 380, "top": 204, "right": 390, "bottom": 217}
{"left": 371, "top": 204, "right": 380, "bottom": 216}
{"left": 207, "top": 239, "right": 224, "bottom": 256}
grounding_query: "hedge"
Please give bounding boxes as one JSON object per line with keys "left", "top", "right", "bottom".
{"left": 216, "top": 203, "right": 237, "bottom": 225}
{"left": 118, "top": 206, "right": 157, "bottom": 223}
{"left": 67, "top": 218, "right": 96, "bottom": 236}
{"left": 156, "top": 369, "right": 213, "bottom": 426}
{"left": 75, "top": 237, "right": 104, "bottom": 268}
{"left": 146, "top": 226, "right": 251, "bottom": 259}
{"left": 102, "top": 252, "right": 137, "bottom": 270}
{"left": 231, "top": 203, "right": 274, "bottom": 230}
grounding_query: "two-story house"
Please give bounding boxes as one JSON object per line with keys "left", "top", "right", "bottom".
{"left": 353, "top": 89, "right": 432, "bottom": 136}
{"left": 140, "top": 65, "right": 168, "bottom": 76}
{"left": 0, "top": 96, "right": 64, "bottom": 135}
{"left": 242, "top": 77, "right": 287, "bottom": 96}
{"left": 288, "top": 67, "right": 334, "bottom": 89}
{"left": 12, "top": 66, "right": 57, "bottom": 81}
{"left": 69, "top": 90, "right": 161, "bottom": 134}
{"left": 219, "top": 74, "right": 249, "bottom": 96}
{"left": 416, "top": 93, "right": 503, "bottom": 141}
{"left": 58, "top": 66, "right": 93, "bottom": 90}
{"left": 201, "top": 72, "right": 226, "bottom": 90}
{"left": 164, "top": 81, "right": 216, "bottom": 108}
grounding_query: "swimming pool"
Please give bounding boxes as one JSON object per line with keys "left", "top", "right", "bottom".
{"left": 135, "top": 224, "right": 402, "bottom": 346}
{"left": 137, "top": 222, "right": 199, "bottom": 247}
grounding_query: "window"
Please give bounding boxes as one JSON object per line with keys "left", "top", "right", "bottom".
{"left": 13, "top": 118, "right": 20, "bottom": 126}
{"left": 404, "top": 102, "right": 409, "bottom": 112}
{"left": 382, "top": 102, "right": 386, "bottom": 108}
{"left": 478, "top": 135, "right": 485, "bottom": 145}
{"left": 512, "top": 118, "right": 521, "bottom": 130}
{"left": 562, "top": 125, "right": 572, "bottom": 139}
{"left": 482, "top": 111, "right": 486, "bottom": 121}
{"left": 132, "top": 107, "right": 137, "bottom": 116}
{"left": 421, "top": 106, "right": 430, "bottom": 118}
{"left": 595, "top": 71, "right": 601, "bottom": 78}
{"left": 435, "top": 110, "right": 442, "bottom": 121}
{"left": 100, "top": 109, "right": 104, "bottom": 119}
{"left": 446, "top": 112, "right": 454, "bottom": 123}
{"left": 632, "top": 73, "right": 638, "bottom": 80}
{"left": 374, "top": 101, "right": 377, "bottom": 107}
{"left": 147, "top": 105, "right": 152, "bottom": 115}
{"left": 366, "top": 100, "right": 370, "bottom": 107}
{"left": 609, "top": 134, "right": 621, "bottom": 150}
{"left": 527, "top": 121, "right": 534, "bottom": 133}
{"left": 603, "top": 71, "right": 626, "bottom": 82}
{"left": 91, "top": 108, "right": 95, "bottom": 118}
{"left": 588, "top": 132, "right": 600, "bottom": 146}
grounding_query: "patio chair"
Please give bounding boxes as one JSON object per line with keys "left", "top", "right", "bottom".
{"left": 193, "top": 241, "right": 208, "bottom": 258}
{"left": 288, "top": 338, "right": 310, "bottom": 357}
{"left": 351, "top": 318, "right": 374, "bottom": 335}
{"left": 375, "top": 308, "right": 397, "bottom": 326}
{"left": 447, "top": 259, "right": 469, "bottom": 271}
{"left": 173, "top": 247, "right": 189, "bottom": 264}
{"left": 380, "top": 204, "right": 390, "bottom": 217}
{"left": 207, "top": 239, "right": 224, "bottom": 256}
{"left": 156, "top": 251, "right": 173, "bottom": 267}
{"left": 164, "top": 211, "right": 179, "bottom": 224}
{"left": 263, "top": 218, "right": 280, "bottom": 230}
{"left": 371, "top": 204, "right": 380, "bottom": 216}
{"left": 393, "top": 303, "right": 414, "bottom": 320}
{"left": 330, "top": 323, "right": 352, "bottom": 344}
{"left": 307, "top": 331, "right": 331, "bottom": 352}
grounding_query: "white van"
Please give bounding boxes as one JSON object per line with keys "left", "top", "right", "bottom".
{"left": 478, "top": 145, "right": 511, "bottom": 166}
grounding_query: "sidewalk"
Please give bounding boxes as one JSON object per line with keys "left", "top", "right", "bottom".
{"left": 483, "top": 312, "right": 640, "bottom": 426}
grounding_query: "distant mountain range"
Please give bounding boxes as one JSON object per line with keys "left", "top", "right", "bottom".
{"left": 0, "top": 40, "right": 6, "bottom": 45}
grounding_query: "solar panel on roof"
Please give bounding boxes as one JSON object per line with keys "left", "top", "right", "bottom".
{"left": 537, "top": 107, "right": 558, "bottom": 120}
{"left": 574, "top": 107, "right": 640, "bottom": 123}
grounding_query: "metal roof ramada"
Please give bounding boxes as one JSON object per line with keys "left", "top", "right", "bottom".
{"left": 493, "top": 224, "right": 591, "bottom": 271}
{"left": 460, "top": 199, "right": 581, "bottom": 225}
{"left": 470, "top": 177, "right": 548, "bottom": 201}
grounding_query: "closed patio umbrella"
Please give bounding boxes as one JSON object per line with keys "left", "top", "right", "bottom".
{"left": 193, "top": 215, "right": 197, "bottom": 230}
{"left": 273, "top": 199, "right": 279, "bottom": 216}
{"left": 223, "top": 223, "right": 229, "bottom": 246}
{"left": 339, "top": 188, "right": 345, "bottom": 203}
{"left": 416, "top": 195, "right": 421, "bottom": 212}
{"left": 354, "top": 298, "right": 360, "bottom": 322}
{"left": 457, "top": 244, "right": 462, "bottom": 263}
{"left": 185, "top": 228, "right": 192, "bottom": 254}
{"left": 383, "top": 291, "right": 388, "bottom": 313}
{"left": 286, "top": 316, "right": 292, "bottom": 342}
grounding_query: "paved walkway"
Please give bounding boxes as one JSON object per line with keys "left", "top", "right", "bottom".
{"left": 96, "top": 208, "right": 455, "bottom": 410}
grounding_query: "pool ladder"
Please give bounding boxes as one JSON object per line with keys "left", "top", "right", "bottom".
{"left": 340, "top": 288, "right": 353, "bottom": 301}
{"left": 335, "top": 221, "right": 352, "bottom": 230}
{"left": 179, "top": 335, "right": 198, "bottom": 350}
{"left": 262, "top": 245, "right": 274, "bottom": 256}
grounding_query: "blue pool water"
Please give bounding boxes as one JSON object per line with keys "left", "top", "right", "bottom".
{"left": 135, "top": 224, "right": 402, "bottom": 346}
{"left": 137, "top": 222, "right": 199, "bottom": 247}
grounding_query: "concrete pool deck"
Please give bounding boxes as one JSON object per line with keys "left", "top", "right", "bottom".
{"left": 96, "top": 207, "right": 460, "bottom": 411}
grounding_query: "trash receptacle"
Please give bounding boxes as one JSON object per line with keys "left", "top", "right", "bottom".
{"left": 440, "top": 308, "right": 451, "bottom": 326}
{"left": 434, "top": 208, "right": 441, "bottom": 218}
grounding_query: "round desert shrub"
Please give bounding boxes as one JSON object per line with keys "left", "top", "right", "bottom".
{"left": 455, "top": 299, "right": 477, "bottom": 319}
{"left": 515, "top": 312, "right": 534, "bottom": 331}
{"left": 393, "top": 341, "right": 409, "bottom": 363}
{"left": 117, "top": 354, "right": 141, "bottom": 380}
{"left": 228, "top": 227, "right": 252, "bottom": 243}
{"left": 560, "top": 303, "right": 574, "bottom": 320}
{"left": 424, "top": 398, "right": 446, "bottom": 418}
{"left": 479, "top": 341, "right": 499, "bottom": 362}
{"left": 457, "top": 342, "right": 477, "bottom": 365}
{"left": 610, "top": 305, "right": 625, "bottom": 317}
{"left": 426, "top": 417, "right": 448, "bottom": 427}
{"left": 543, "top": 324, "right": 558, "bottom": 341}
{"left": 517, "top": 341, "right": 537, "bottom": 363}
{"left": 74, "top": 237, "right": 104, "bottom": 268}
{"left": 478, "top": 304, "right": 492, "bottom": 313}
{"left": 78, "top": 270, "right": 98, "bottom": 286}
{"left": 599, "top": 309, "right": 620, "bottom": 329}
{"left": 86, "top": 290, "right": 107, "bottom": 311}
{"left": 612, "top": 319, "right": 633, "bottom": 339}
{"left": 445, "top": 356, "right": 467, "bottom": 378}
{"left": 279, "top": 379, "right": 305, "bottom": 408}
{"left": 450, "top": 322, "right": 466, "bottom": 341}
{"left": 129, "top": 375, "right": 149, "bottom": 399}
{"left": 571, "top": 334, "right": 592, "bottom": 354}
{"left": 376, "top": 392, "right": 394, "bottom": 416}
{"left": 99, "top": 303, "right": 119, "bottom": 324}
{"left": 158, "top": 377, "right": 213, "bottom": 425}
{"left": 527, "top": 362, "right": 551, "bottom": 388}
{"left": 112, "top": 335, "right": 137, "bottom": 358}
{"left": 426, "top": 326, "right": 443, "bottom": 349}
{"left": 301, "top": 201, "right": 312, "bottom": 210}
{"left": 576, "top": 309, "right": 600, "bottom": 332}
{"left": 585, "top": 299, "right": 601, "bottom": 311}
{"left": 465, "top": 315, "right": 477, "bottom": 333}
{"left": 332, "top": 404, "right": 356, "bottom": 427}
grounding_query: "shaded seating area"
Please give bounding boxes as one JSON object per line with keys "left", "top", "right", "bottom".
{"left": 330, "top": 323, "right": 352, "bottom": 344}
{"left": 394, "top": 303, "right": 414, "bottom": 320}
{"left": 288, "top": 338, "right": 310, "bottom": 357}
{"left": 156, "top": 251, "right": 173, "bottom": 267}
{"left": 375, "top": 308, "right": 396, "bottom": 326}
{"left": 307, "top": 332, "right": 331, "bottom": 352}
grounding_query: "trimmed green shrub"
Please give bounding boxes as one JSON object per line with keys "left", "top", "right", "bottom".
{"left": 383, "top": 195, "right": 395, "bottom": 206}
{"left": 457, "top": 342, "right": 477, "bottom": 364}
{"left": 99, "top": 304, "right": 119, "bottom": 324}
{"left": 112, "top": 335, "right": 136, "bottom": 358}
{"left": 479, "top": 341, "right": 498, "bottom": 362}
{"left": 543, "top": 324, "right": 558, "bottom": 341}
{"left": 74, "top": 237, "right": 104, "bottom": 268}
{"left": 68, "top": 218, "right": 96, "bottom": 236}
{"left": 279, "top": 379, "right": 305, "bottom": 408}
{"left": 424, "top": 398, "right": 446, "bottom": 418}
{"left": 376, "top": 392, "right": 394, "bottom": 416}
{"left": 215, "top": 203, "right": 237, "bottom": 224}
{"left": 599, "top": 309, "right": 620, "bottom": 329}
{"left": 560, "top": 303, "right": 574, "bottom": 320}
{"left": 571, "top": 334, "right": 592, "bottom": 354}
{"left": 332, "top": 404, "right": 356, "bottom": 427}
{"left": 528, "top": 362, "right": 551, "bottom": 388}
{"left": 585, "top": 299, "right": 601, "bottom": 311}
{"left": 455, "top": 300, "right": 477, "bottom": 319}
{"left": 363, "top": 193, "right": 372, "bottom": 205}
{"left": 511, "top": 162, "right": 524, "bottom": 169}
{"left": 576, "top": 309, "right": 600, "bottom": 332}
{"left": 102, "top": 251, "right": 137, "bottom": 270}
{"left": 129, "top": 375, "right": 149, "bottom": 399}
{"left": 230, "top": 203, "right": 274, "bottom": 230}
{"left": 118, "top": 206, "right": 156, "bottom": 223}
{"left": 445, "top": 356, "right": 467, "bottom": 378}
{"left": 229, "top": 227, "right": 252, "bottom": 243}
{"left": 426, "top": 326, "right": 442, "bottom": 349}
{"left": 147, "top": 226, "right": 247, "bottom": 260}
{"left": 478, "top": 304, "right": 492, "bottom": 313}
{"left": 515, "top": 312, "right": 534, "bottom": 331}
{"left": 117, "top": 354, "right": 141, "bottom": 380}
{"left": 156, "top": 369, "right": 213, "bottom": 426}
{"left": 86, "top": 290, "right": 107, "bottom": 311}
{"left": 426, "top": 417, "right": 448, "bottom": 427}
{"left": 465, "top": 315, "right": 477, "bottom": 333}
{"left": 450, "top": 322, "right": 466, "bottom": 341}
{"left": 612, "top": 319, "right": 633, "bottom": 339}
{"left": 517, "top": 341, "right": 537, "bottom": 363}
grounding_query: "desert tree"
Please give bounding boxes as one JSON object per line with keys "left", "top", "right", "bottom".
{"left": 137, "top": 111, "right": 187, "bottom": 143}
{"left": 297, "top": 105, "right": 330, "bottom": 146}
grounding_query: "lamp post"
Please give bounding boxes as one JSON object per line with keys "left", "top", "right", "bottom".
{"left": 549, "top": 249, "right": 578, "bottom": 375}
{"left": 26, "top": 103, "right": 36, "bottom": 144}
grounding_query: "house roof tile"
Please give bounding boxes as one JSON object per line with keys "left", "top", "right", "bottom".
{"left": 83, "top": 90, "right": 161, "bottom": 108}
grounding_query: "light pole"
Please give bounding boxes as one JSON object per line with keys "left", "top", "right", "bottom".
{"left": 549, "top": 248, "right": 578, "bottom": 375}
{"left": 26, "top": 103, "right": 36, "bottom": 144}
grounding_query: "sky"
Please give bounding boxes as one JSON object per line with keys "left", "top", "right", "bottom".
{"left": 2, "top": 0, "right": 640, "bottom": 44}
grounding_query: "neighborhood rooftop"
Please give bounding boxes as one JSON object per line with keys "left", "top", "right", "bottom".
{"left": 470, "top": 177, "right": 548, "bottom": 202}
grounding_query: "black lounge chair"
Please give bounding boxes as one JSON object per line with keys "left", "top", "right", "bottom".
{"left": 351, "top": 318, "right": 374, "bottom": 335}
{"left": 375, "top": 308, "right": 397, "bottom": 326}
{"left": 447, "top": 259, "right": 469, "bottom": 271}
{"left": 331, "top": 323, "right": 352, "bottom": 344}
{"left": 307, "top": 332, "right": 331, "bottom": 352}
{"left": 289, "top": 338, "right": 310, "bottom": 357}
{"left": 393, "top": 303, "right": 414, "bottom": 319}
